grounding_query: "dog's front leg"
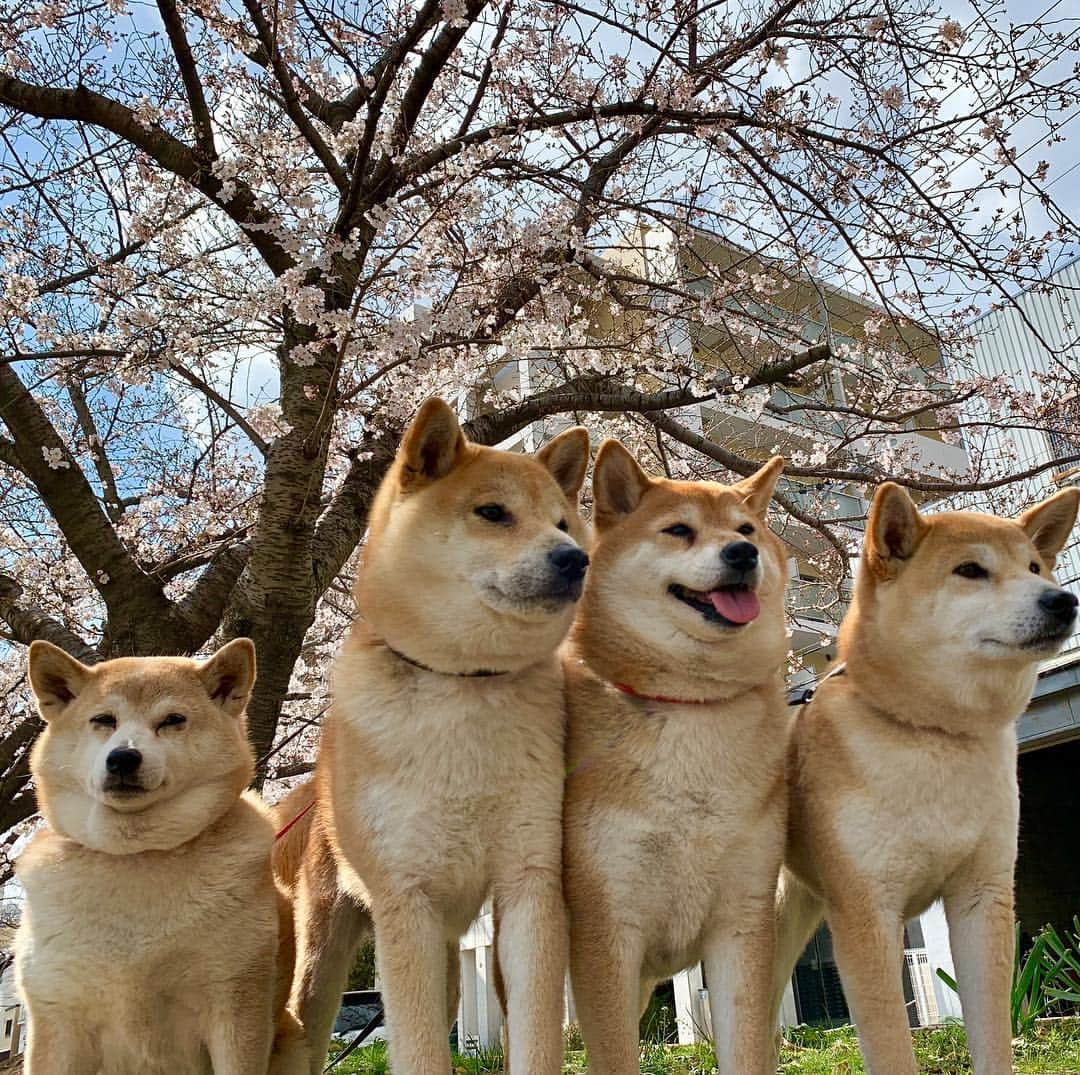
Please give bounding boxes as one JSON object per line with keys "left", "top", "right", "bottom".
{"left": 828, "top": 898, "right": 918, "bottom": 1075}
{"left": 493, "top": 867, "right": 567, "bottom": 1075}
{"left": 568, "top": 910, "right": 643, "bottom": 1075}
{"left": 204, "top": 981, "right": 276, "bottom": 1075}
{"left": 23, "top": 1012, "right": 98, "bottom": 1075}
{"left": 943, "top": 862, "right": 1016, "bottom": 1075}
{"left": 703, "top": 901, "right": 776, "bottom": 1075}
{"left": 372, "top": 894, "right": 453, "bottom": 1075}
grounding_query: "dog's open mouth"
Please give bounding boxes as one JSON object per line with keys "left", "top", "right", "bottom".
{"left": 668, "top": 583, "right": 760, "bottom": 626}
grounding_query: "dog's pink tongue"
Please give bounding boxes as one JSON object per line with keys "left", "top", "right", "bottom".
{"left": 708, "top": 589, "right": 760, "bottom": 624}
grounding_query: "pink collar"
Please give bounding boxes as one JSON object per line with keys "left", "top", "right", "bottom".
{"left": 611, "top": 681, "right": 720, "bottom": 706}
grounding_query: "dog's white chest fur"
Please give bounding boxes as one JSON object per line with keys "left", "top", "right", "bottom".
{"left": 571, "top": 692, "right": 787, "bottom": 976}
{"left": 15, "top": 796, "right": 278, "bottom": 1073}
{"left": 827, "top": 718, "right": 1018, "bottom": 915}
{"left": 330, "top": 648, "right": 566, "bottom": 928}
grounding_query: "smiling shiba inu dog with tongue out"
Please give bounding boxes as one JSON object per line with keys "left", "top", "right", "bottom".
{"left": 773, "top": 482, "right": 1080, "bottom": 1075}
{"left": 563, "top": 440, "right": 789, "bottom": 1075}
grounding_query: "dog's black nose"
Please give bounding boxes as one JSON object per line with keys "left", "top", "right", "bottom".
{"left": 549, "top": 545, "right": 589, "bottom": 581}
{"left": 721, "top": 540, "right": 759, "bottom": 572}
{"left": 1039, "top": 588, "right": 1078, "bottom": 624}
{"left": 106, "top": 747, "right": 143, "bottom": 777}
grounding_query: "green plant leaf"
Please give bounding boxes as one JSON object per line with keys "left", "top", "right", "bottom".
{"left": 936, "top": 967, "right": 958, "bottom": 992}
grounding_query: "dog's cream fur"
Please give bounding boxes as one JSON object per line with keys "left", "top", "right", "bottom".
{"left": 562, "top": 440, "right": 789, "bottom": 1075}
{"left": 16, "top": 638, "right": 306, "bottom": 1075}
{"left": 277, "top": 398, "right": 590, "bottom": 1075}
{"left": 773, "top": 482, "right": 1080, "bottom": 1075}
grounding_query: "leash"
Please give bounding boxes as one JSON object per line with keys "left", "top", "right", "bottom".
{"left": 274, "top": 798, "right": 316, "bottom": 841}
{"left": 323, "top": 1003, "right": 385, "bottom": 1071}
{"left": 788, "top": 662, "right": 846, "bottom": 707}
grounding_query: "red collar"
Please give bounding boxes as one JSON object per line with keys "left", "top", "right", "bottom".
{"left": 274, "top": 798, "right": 315, "bottom": 841}
{"left": 611, "top": 681, "right": 719, "bottom": 706}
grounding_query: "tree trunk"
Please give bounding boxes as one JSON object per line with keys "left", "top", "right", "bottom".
{"left": 224, "top": 320, "right": 341, "bottom": 777}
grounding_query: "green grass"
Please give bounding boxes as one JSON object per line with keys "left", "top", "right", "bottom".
{"left": 326, "top": 1019, "right": 1080, "bottom": 1073}
{"left": 324, "top": 1040, "right": 509, "bottom": 1074}
{"left": 776, "top": 1022, "right": 1080, "bottom": 1074}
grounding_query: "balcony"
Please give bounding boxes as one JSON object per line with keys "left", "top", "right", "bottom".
{"left": 847, "top": 429, "right": 968, "bottom": 480}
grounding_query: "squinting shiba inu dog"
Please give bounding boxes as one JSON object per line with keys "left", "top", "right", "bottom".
{"left": 563, "top": 440, "right": 789, "bottom": 1075}
{"left": 774, "top": 482, "right": 1080, "bottom": 1075}
{"left": 276, "top": 398, "right": 591, "bottom": 1075}
{"left": 16, "top": 638, "right": 306, "bottom": 1075}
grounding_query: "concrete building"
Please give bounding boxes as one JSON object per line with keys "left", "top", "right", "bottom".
{"left": 963, "top": 257, "right": 1080, "bottom": 948}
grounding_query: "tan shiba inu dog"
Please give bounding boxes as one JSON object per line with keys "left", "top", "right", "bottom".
{"left": 774, "top": 482, "right": 1080, "bottom": 1075}
{"left": 16, "top": 638, "right": 306, "bottom": 1075}
{"left": 563, "top": 440, "right": 789, "bottom": 1075}
{"left": 277, "top": 398, "right": 591, "bottom": 1075}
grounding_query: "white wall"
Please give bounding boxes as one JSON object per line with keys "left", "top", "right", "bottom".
{"left": 963, "top": 258, "right": 1080, "bottom": 602}
{"left": 922, "top": 901, "right": 964, "bottom": 1022}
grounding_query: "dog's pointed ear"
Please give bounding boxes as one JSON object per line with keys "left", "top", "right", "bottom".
{"left": 537, "top": 427, "right": 590, "bottom": 500}
{"left": 592, "top": 439, "right": 652, "bottom": 531}
{"left": 734, "top": 456, "right": 784, "bottom": 517}
{"left": 1018, "top": 487, "right": 1080, "bottom": 567}
{"left": 398, "top": 398, "right": 467, "bottom": 491}
{"left": 199, "top": 638, "right": 256, "bottom": 718}
{"left": 866, "top": 482, "right": 927, "bottom": 577}
{"left": 28, "top": 641, "right": 91, "bottom": 720}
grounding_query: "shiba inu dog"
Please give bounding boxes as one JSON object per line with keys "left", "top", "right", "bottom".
{"left": 277, "top": 398, "right": 591, "bottom": 1075}
{"left": 773, "top": 482, "right": 1080, "bottom": 1075}
{"left": 16, "top": 639, "right": 306, "bottom": 1075}
{"left": 562, "top": 440, "right": 789, "bottom": 1075}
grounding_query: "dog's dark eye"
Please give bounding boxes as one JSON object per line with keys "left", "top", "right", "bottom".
{"left": 557, "top": 518, "right": 568, "bottom": 532}
{"left": 157, "top": 713, "right": 187, "bottom": 731}
{"left": 474, "top": 504, "right": 510, "bottom": 524}
{"left": 954, "top": 562, "right": 989, "bottom": 580}
{"left": 1030, "top": 561, "right": 1041, "bottom": 575}
{"left": 737, "top": 523, "right": 755, "bottom": 536}
{"left": 90, "top": 714, "right": 116, "bottom": 729}
{"left": 662, "top": 523, "right": 695, "bottom": 540}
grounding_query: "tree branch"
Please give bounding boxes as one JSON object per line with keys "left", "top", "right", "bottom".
{"left": 647, "top": 414, "right": 852, "bottom": 566}
{"left": 463, "top": 380, "right": 705, "bottom": 446}
{"left": 239, "top": 0, "right": 348, "bottom": 189}
{"left": 0, "top": 365, "right": 173, "bottom": 640}
{"left": 155, "top": 0, "right": 216, "bottom": 157}
{"left": 0, "top": 436, "right": 23, "bottom": 473}
{"left": 168, "top": 363, "right": 270, "bottom": 455}
{"left": 0, "top": 573, "right": 98, "bottom": 661}
{"left": 175, "top": 542, "right": 253, "bottom": 647}
{"left": 0, "top": 713, "right": 43, "bottom": 836}
{"left": 66, "top": 378, "right": 126, "bottom": 521}
{"left": 0, "top": 74, "right": 294, "bottom": 275}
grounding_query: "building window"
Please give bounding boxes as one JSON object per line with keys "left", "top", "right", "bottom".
{"left": 791, "top": 920, "right": 936, "bottom": 1028}
{"left": 1046, "top": 395, "right": 1080, "bottom": 460}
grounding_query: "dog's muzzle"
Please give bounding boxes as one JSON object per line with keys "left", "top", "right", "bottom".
{"left": 103, "top": 746, "right": 148, "bottom": 794}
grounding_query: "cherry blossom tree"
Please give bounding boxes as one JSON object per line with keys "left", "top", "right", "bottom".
{"left": 0, "top": 0, "right": 1078, "bottom": 866}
